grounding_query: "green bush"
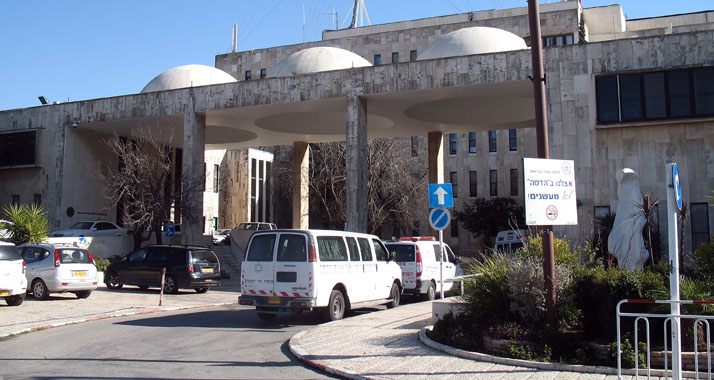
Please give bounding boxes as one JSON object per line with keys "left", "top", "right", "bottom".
{"left": 516, "top": 235, "right": 578, "bottom": 267}
{"left": 571, "top": 266, "right": 668, "bottom": 340}
{"left": 428, "top": 311, "right": 482, "bottom": 352}
{"left": 462, "top": 255, "right": 513, "bottom": 323}
{"left": 2, "top": 203, "right": 49, "bottom": 245}
{"left": 694, "top": 236, "right": 714, "bottom": 277}
{"left": 94, "top": 257, "right": 111, "bottom": 272}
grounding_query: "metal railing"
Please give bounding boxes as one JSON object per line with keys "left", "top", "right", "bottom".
{"left": 616, "top": 299, "right": 714, "bottom": 380}
{"left": 444, "top": 273, "right": 482, "bottom": 295}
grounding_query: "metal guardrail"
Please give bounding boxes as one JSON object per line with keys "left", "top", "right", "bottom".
{"left": 444, "top": 273, "right": 482, "bottom": 295}
{"left": 616, "top": 299, "right": 714, "bottom": 380}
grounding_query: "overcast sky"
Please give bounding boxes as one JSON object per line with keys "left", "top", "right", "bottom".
{"left": 2, "top": 0, "right": 713, "bottom": 111}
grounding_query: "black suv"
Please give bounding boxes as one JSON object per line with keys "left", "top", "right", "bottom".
{"left": 104, "top": 245, "right": 221, "bottom": 293}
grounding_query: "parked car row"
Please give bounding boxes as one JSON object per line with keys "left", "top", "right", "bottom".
{"left": 1, "top": 238, "right": 222, "bottom": 306}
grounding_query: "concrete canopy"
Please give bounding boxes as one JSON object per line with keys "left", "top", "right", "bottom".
{"left": 66, "top": 50, "right": 536, "bottom": 149}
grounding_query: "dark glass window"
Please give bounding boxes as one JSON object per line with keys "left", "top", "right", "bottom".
{"left": 374, "top": 54, "right": 381, "bottom": 65}
{"left": 619, "top": 74, "right": 642, "bottom": 121}
{"left": 667, "top": 71, "right": 692, "bottom": 117}
{"left": 469, "top": 171, "right": 477, "bottom": 197}
{"left": 411, "top": 136, "right": 418, "bottom": 157}
{"left": 245, "top": 70, "right": 252, "bottom": 80}
{"left": 643, "top": 72, "right": 667, "bottom": 119}
{"left": 450, "top": 171, "right": 458, "bottom": 198}
{"left": 489, "top": 170, "right": 497, "bottom": 197}
{"left": 12, "top": 195, "right": 19, "bottom": 205}
{"left": 691, "top": 203, "right": 710, "bottom": 251}
{"left": 596, "top": 76, "right": 619, "bottom": 124}
{"left": 317, "top": 236, "right": 348, "bottom": 261}
{"left": 33, "top": 194, "right": 41, "bottom": 206}
{"left": 260, "top": 68, "right": 266, "bottom": 78}
{"left": 276, "top": 234, "right": 307, "bottom": 262}
{"left": 450, "top": 219, "right": 459, "bottom": 237}
{"left": 510, "top": 169, "right": 518, "bottom": 196}
{"left": 509, "top": 129, "right": 517, "bottom": 151}
{"left": 488, "top": 130, "right": 497, "bottom": 152}
{"left": 391, "top": 52, "right": 399, "bottom": 63}
{"left": 246, "top": 234, "right": 275, "bottom": 261}
{"left": 449, "top": 133, "right": 457, "bottom": 155}
{"left": 409, "top": 50, "right": 417, "bottom": 62}
{"left": 468, "top": 132, "right": 476, "bottom": 153}
{"left": 0, "top": 130, "right": 36, "bottom": 167}
{"left": 693, "top": 68, "right": 714, "bottom": 115}
{"left": 213, "top": 164, "right": 219, "bottom": 193}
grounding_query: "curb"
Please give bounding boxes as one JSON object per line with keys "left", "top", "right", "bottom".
{"left": 289, "top": 329, "right": 369, "bottom": 380}
{"left": 0, "top": 301, "right": 237, "bottom": 340}
{"left": 419, "top": 325, "right": 703, "bottom": 379}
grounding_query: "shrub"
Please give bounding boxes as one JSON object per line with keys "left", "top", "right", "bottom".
{"left": 2, "top": 203, "right": 49, "bottom": 245}
{"left": 694, "top": 236, "right": 714, "bottom": 277}
{"left": 428, "top": 311, "right": 482, "bottom": 352}
{"left": 462, "top": 255, "right": 513, "bottom": 323}
{"left": 610, "top": 339, "right": 647, "bottom": 368}
{"left": 516, "top": 235, "right": 578, "bottom": 267}
{"left": 572, "top": 266, "right": 667, "bottom": 340}
{"left": 94, "top": 257, "right": 111, "bottom": 272}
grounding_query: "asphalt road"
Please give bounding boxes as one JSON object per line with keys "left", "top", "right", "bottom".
{"left": 0, "top": 304, "right": 338, "bottom": 380}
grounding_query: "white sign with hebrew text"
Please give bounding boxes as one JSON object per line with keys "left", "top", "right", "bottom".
{"left": 523, "top": 158, "right": 578, "bottom": 226}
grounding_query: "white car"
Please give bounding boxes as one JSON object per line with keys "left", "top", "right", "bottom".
{"left": 385, "top": 236, "right": 461, "bottom": 300}
{"left": 51, "top": 221, "right": 127, "bottom": 237}
{"left": 212, "top": 229, "right": 231, "bottom": 245}
{"left": 239, "top": 229, "right": 402, "bottom": 321}
{"left": 18, "top": 242, "right": 98, "bottom": 299}
{"left": 0, "top": 241, "right": 27, "bottom": 306}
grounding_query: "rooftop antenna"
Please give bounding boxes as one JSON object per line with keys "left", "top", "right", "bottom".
{"left": 348, "top": 0, "right": 370, "bottom": 29}
{"left": 232, "top": 24, "right": 238, "bottom": 53}
{"left": 323, "top": 9, "right": 338, "bottom": 30}
{"left": 302, "top": 4, "right": 306, "bottom": 42}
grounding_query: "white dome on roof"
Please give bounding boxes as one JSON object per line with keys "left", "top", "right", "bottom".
{"left": 417, "top": 27, "right": 527, "bottom": 61}
{"left": 141, "top": 64, "right": 237, "bottom": 93}
{"left": 268, "top": 47, "right": 372, "bottom": 78}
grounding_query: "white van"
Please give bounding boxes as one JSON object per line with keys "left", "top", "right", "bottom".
{"left": 384, "top": 237, "right": 461, "bottom": 300}
{"left": 493, "top": 229, "right": 527, "bottom": 255}
{"left": 239, "top": 229, "right": 403, "bottom": 321}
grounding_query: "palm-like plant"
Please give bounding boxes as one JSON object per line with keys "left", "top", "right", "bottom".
{"left": 2, "top": 203, "right": 49, "bottom": 245}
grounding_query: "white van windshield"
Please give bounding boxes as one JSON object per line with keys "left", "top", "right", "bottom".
{"left": 247, "top": 234, "right": 276, "bottom": 261}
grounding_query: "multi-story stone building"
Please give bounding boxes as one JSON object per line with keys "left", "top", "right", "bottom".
{"left": 1, "top": 1, "right": 712, "bottom": 259}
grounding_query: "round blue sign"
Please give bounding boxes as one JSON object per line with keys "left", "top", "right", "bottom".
{"left": 429, "top": 208, "right": 451, "bottom": 230}
{"left": 673, "top": 163, "right": 682, "bottom": 211}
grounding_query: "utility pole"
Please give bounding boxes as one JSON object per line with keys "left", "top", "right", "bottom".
{"left": 527, "top": 0, "right": 557, "bottom": 326}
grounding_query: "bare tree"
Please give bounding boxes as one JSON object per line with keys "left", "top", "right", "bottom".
{"left": 273, "top": 138, "right": 427, "bottom": 236}
{"left": 98, "top": 128, "right": 187, "bottom": 250}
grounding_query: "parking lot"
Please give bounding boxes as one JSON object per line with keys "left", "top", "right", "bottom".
{"left": 0, "top": 278, "right": 240, "bottom": 338}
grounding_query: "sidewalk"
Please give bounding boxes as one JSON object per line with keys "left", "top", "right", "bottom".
{"left": 289, "top": 301, "right": 666, "bottom": 380}
{"left": 0, "top": 279, "right": 241, "bottom": 339}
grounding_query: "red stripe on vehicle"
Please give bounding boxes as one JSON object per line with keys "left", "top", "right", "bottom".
{"left": 281, "top": 292, "right": 288, "bottom": 297}
{"left": 259, "top": 290, "right": 267, "bottom": 295}
{"left": 293, "top": 292, "right": 300, "bottom": 297}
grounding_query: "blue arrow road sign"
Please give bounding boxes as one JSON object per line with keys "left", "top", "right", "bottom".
{"left": 673, "top": 163, "right": 683, "bottom": 211}
{"left": 429, "top": 208, "right": 451, "bottom": 230}
{"left": 429, "top": 184, "right": 454, "bottom": 208}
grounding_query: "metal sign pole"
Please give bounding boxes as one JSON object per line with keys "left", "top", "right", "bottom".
{"left": 666, "top": 163, "right": 682, "bottom": 380}
{"left": 439, "top": 229, "right": 444, "bottom": 300}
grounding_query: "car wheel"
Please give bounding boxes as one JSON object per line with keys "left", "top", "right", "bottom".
{"left": 257, "top": 312, "right": 276, "bottom": 321}
{"left": 195, "top": 287, "right": 208, "bottom": 294}
{"left": 75, "top": 290, "right": 92, "bottom": 299}
{"left": 323, "top": 289, "right": 346, "bottom": 321}
{"left": 32, "top": 279, "right": 50, "bottom": 300}
{"left": 163, "top": 275, "right": 178, "bottom": 294}
{"left": 5, "top": 294, "right": 25, "bottom": 306}
{"left": 386, "top": 282, "right": 401, "bottom": 309}
{"left": 105, "top": 271, "right": 123, "bottom": 289}
{"left": 423, "top": 281, "right": 436, "bottom": 301}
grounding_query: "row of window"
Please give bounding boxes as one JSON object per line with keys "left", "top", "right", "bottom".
{"left": 373, "top": 49, "right": 419, "bottom": 65}
{"left": 8, "top": 194, "right": 42, "bottom": 207}
{"left": 449, "top": 168, "right": 519, "bottom": 199}
{"left": 245, "top": 68, "right": 268, "bottom": 81}
{"left": 410, "top": 130, "right": 518, "bottom": 157}
{"left": 0, "top": 130, "right": 37, "bottom": 168}
{"left": 596, "top": 66, "right": 714, "bottom": 125}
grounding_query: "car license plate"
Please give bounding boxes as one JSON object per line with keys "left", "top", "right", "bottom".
{"left": 201, "top": 268, "right": 213, "bottom": 273}
{"left": 268, "top": 296, "right": 280, "bottom": 304}
{"left": 73, "top": 271, "right": 87, "bottom": 277}
{"left": 0, "top": 290, "right": 9, "bottom": 296}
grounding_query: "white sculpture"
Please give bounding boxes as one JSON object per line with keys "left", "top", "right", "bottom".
{"left": 608, "top": 168, "right": 649, "bottom": 270}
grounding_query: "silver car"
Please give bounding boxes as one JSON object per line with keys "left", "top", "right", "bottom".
{"left": 0, "top": 241, "right": 27, "bottom": 306}
{"left": 19, "top": 242, "right": 98, "bottom": 299}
